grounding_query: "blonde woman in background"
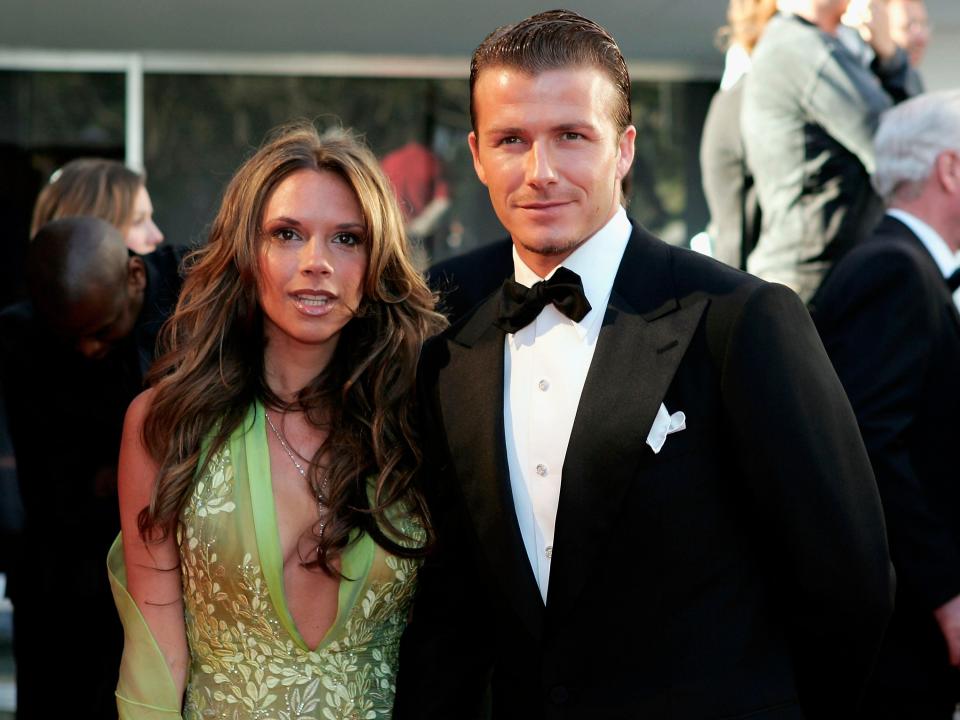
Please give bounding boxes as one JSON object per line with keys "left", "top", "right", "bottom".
{"left": 32, "top": 157, "right": 164, "bottom": 254}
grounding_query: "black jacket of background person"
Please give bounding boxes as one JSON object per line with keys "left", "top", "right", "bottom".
{"left": 812, "top": 215, "right": 960, "bottom": 708}
{"left": 428, "top": 237, "right": 513, "bottom": 326}
{"left": 0, "top": 243, "right": 186, "bottom": 720}
{"left": 395, "top": 223, "right": 893, "bottom": 720}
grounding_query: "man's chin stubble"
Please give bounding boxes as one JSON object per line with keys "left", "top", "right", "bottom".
{"left": 518, "top": 236, "right": 588, "bottom": 258}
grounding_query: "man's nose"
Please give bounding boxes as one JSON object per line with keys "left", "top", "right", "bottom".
{"left": 77, "top": 337, "right": 109, "bottom": 359}
{"left": 525, "top": 140, "right": 558, "bottom": 185}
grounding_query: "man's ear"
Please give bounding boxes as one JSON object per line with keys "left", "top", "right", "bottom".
{"left": 468, "top": 131, "right": 488, "bottom": 186}
{"left": 937, "top": 150, "right": 960, "bottom": 195}
{"left": 127, "top": 256, "right": 147, "bottom": 295}
{"left": 616, "top": 125, "right": 637, "bottom": 182}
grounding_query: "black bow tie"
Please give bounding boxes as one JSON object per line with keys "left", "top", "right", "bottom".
{"left": 947, "top": 269, "right": 960, "bottom": 292}
{"left": 495, "top": 266, "right": 592, "bottom": 334}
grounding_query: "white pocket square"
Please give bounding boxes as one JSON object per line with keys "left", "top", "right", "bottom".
{"left": 646, "top": 403, "right": 686, "bottom": 454}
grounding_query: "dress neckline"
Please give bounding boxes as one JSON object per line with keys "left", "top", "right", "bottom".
{"left": 242, "top": 401, "right": 374, "bottom": 653}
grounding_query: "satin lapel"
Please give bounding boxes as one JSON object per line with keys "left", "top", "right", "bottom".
{"left": 437, "top": 293, "right": 545, "bottom": 637}
{"left": 546, "top": 228, "right": 707, "bottom": 619}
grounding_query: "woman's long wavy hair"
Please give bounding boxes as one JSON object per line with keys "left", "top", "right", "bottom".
{"left": 140, "top": 122, "right": 446, "bottom": 573}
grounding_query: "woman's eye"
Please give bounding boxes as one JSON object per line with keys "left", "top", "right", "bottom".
{"left": 273, "top": 228, "right": 301, "bottom": 242}
{"left": 333, "top": 232, "right": 362, "bottom": 246}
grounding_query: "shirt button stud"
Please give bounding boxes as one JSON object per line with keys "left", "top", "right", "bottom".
{"left": 538, "top": 379, "right": 550, "bottom": 391}
{"left": 536, "top": 463, "right": 548, "bottom": 477}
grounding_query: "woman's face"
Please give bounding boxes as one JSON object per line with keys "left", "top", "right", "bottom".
{"left": 257, "top": 168, "right": 369, "bottom": 368}
{"left": 125, "top": 185, "right": 164, "bottom": 255}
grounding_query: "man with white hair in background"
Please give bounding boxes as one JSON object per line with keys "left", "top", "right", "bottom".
{"left": 742, "top": 0, "right": 915, "bottom": 302}
{"left": 813, "top": 90, "right": 960, "bottom": 719}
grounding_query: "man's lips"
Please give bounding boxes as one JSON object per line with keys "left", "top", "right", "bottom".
{"left": 517, "top": 200, "right": 572, "bottom": 210}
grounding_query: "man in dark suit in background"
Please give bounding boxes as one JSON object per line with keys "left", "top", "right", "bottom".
{"left": 813, "top": 90, "right": 960, "bottom": 720}
{"left": 395, "top": 10, "right": 892, "bottom": 719}
{"left": 428, "top": 237, "right": 512, "bottom": 324}
{"left": 0, "top": 217, "right": 185, "bottom": 719}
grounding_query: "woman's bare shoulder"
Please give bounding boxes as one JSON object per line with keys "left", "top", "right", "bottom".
{"left": 120, "top": 388, "right": 160, "bottom": 494}
{"left": 126, "top": 387, "right": 157, "bottom": 426}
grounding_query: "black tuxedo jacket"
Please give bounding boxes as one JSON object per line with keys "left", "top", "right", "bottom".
{"left": 812, "top": 215, "right": 960, "bottom": 704}
{"left": 396, "top": 225, "right": 893, "bottom": 720}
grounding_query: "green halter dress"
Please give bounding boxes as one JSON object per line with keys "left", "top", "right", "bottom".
{"left": 107, "top": 402, "right": 424, "bottom": 720}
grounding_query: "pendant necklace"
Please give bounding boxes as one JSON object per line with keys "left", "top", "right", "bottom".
{"left": 264, "top": 409, "right": 330, "bottom": 541}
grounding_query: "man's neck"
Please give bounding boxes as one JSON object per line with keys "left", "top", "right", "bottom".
{"left": 512, "top": 205, "right": 623, "bottom": 279}
{"left": 891, "top": 200, "right": 960, "bottom": 253}
{"left": 513, "top": 244, "right": 578, "bottom": 280}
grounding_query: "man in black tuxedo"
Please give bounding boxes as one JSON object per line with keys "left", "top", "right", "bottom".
{"left": 812, "top": 90, "right": 960, "bottom": 720}
{"left": 395, "top": 10, "right": 893, "bottom": 719}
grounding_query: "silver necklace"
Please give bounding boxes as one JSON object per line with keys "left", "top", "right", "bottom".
{"left": 264, "top": 409, "right": 329, "bottom": 541}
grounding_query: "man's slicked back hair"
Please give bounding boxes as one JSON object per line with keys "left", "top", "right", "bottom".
{"left": 469, "top": 9, "right": 632, "bottom": 134}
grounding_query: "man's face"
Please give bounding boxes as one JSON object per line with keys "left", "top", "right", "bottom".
{"left": 59, "top": 258, "right": 146, "bottom": 359}
{"left": 468, "top": 65, "right": 635, "bottom": 276}
{"left": 813, "top": 0, "right": 851, "bottom": 26}
{"left": 888, "top": 0, "right": 930, "bottom": 66}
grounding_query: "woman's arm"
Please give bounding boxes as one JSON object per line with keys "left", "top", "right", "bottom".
{"left": 118, "top": 388, "right": 189, "bottom": 700}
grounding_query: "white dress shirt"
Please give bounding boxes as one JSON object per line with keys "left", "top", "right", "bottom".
{"left": 887, "top": 209, "right": 960, "bottom": 312}
{"left": 503, "top": 208, "right": 632, "bottom": 602}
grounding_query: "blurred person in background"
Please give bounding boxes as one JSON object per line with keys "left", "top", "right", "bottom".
{"left": 700, "top": 0, "right": 778, "bottom": 269}
{"left": 841, "top": 0, "right": 928, "bottom": 91}
{"left": 31, "top": 157, "right": 164, "bottom": 255}
{"left": 0, "top": 216, "right": 185, "bottom": 719}
{"left": 813, "top": 90, "right": 960, "bottom": 720}
{"left": 888, "top": 0, "right": 930, "bottom": 68}
{"left": 742, "top": 0, "right": 915, "bottom": 302}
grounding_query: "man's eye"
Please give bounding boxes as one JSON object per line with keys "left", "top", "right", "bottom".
{"left": 95, "top": 323, "right": 118, "bottom": 341}
{"left": 561, "top": 132, "right": 584, "bottom": 141}
{"left": 498, "top": 136, "right": 523, "bottom": 146}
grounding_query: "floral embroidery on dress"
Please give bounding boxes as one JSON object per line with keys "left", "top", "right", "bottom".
{"left": 177, "top": 439, "right": 423, "bottom": 720}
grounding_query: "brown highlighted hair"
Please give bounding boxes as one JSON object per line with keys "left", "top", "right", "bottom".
{"left": 30, "top": 158, "right": 144, "bottom": 238}
{"left": 140, "top": 122, "right": 446, "bottom": 571}
{"left": 469, "top": 8, "right": 632, "bottom": 135}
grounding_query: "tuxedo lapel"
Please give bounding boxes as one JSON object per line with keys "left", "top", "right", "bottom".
{"left": 437, "top": 292, "right": 545, "bottom": 637}
{"left": 547, "top": 228, "right": 707, "bottom": 619}
{"left": 880, "top": 216, "right": 960, "bottom": 328}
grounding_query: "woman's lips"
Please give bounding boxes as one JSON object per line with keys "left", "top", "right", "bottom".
{"left": 292, "top": 291, "right": 336, "bottom": 317}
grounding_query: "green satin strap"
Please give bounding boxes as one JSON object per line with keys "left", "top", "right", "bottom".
{"left": 106, "top": 535, "right": 183, "bottom": 719}
{"left": 245, "top": 401, "right": 374, "bottom": 654}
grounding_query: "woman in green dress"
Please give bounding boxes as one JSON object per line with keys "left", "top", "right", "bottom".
{"left": 109, "top": 123, "right": 445, "bottom": 719}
